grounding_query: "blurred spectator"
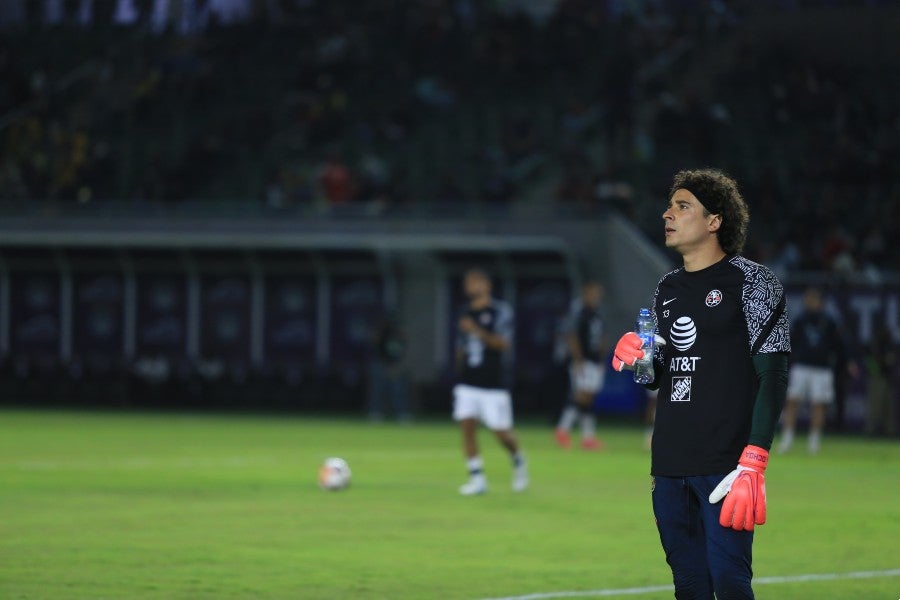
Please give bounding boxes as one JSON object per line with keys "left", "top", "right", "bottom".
{"left": 357, "top": 151, "right": 392, "bottom": 204}
{"left": 594, "top": 165, "right": 635, "bottom": 215}
{"left": 318, "top": 154, "right": 355, "bottom": 204}
{"left": 264, "top": 170, "right": 287, "bottom": 209}
{"left": 503, "top": 110, "right": 542, "bottom": 172}
{"left": 555, "top": 153, "right": 596, "bottom": 209}
{"left": 414, "top": 77, "right": 457, "bottom": 110}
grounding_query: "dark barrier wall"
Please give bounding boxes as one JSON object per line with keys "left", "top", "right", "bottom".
{"left": 0, "top": 246, "right": 896, "bottom": 430}
{"left": 515, "top": 277, "right": 571, "bottom": 378}
{"left": 264, "top": 276, "right": 317, "bottom": 367}
{"left": 136, "top": 274, "right": 188, "bottom": 358}
{"left": 329, "top": 276, "right": 384, "bottom": 369}
{"left": 73, "top": 273, "right": 124, "bottom": 359}
{"left": 10, "top": 271, "right": 60, "bottom": 362}
{"left": 201, "top": 274, "right": 251, "bottom": 363}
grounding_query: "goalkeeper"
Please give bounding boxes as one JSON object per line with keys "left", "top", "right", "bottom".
{"left": 612, "top": 169, "right": 790, "bottom": 600}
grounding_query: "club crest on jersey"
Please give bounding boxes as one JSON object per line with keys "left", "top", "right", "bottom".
{"left": 705, "top": 289, "right": 723, "bottom": 307}
{"left": 671, "top": 376, "right": 692, "bottom": 401}
{"left": 669, "top": 317, "right": 697, "bottom": 351}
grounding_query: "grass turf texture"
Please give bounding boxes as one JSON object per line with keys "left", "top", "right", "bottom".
{"left": 1, "top": 411, "right": 898, "bottom": 599}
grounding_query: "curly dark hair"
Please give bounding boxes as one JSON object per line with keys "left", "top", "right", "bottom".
{"left": 669, "top": 168, "right": 749, "bottom": 255}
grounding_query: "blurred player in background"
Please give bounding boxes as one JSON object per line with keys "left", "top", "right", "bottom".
{"left": 453, "top": 269, "right": 528, "bottom": 496}
{"left": 612, "top": 169, "right": 790, "bottom": 599}
{"left": 555, "top": 281, "right": 607, "bottom": 450}
{"left": 778, "top": 287, "right": 857, "bottom": 454}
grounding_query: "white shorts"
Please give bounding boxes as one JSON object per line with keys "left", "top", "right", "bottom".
{"left": 570, "top": 361, "right": 605, "bottom": 394}
{"left": 787, "top": 364, "right": 834, "bottom": 404}
{"left": 452, "top": 384, "right": 513, "bottom": 431}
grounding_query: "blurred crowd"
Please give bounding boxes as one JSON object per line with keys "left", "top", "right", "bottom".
{"left": 0, "top": 0, "right": 898, "bottom": 276}
{"left": 658, "top": 36, "right": 900, "bottom": 280}
{"left": 0, "top": 0, "right": 731, "bottom": 209}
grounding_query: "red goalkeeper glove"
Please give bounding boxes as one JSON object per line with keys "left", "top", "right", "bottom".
{"left": 709, "top": 445, "right": 768, "bottom": 531}
{"left": 611, "top": 332, "right": 665, "bottom": 372}
{"left": 611, "top": 332, "right": 644, "bottom": 372}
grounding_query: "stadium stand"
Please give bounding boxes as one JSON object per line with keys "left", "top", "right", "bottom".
{"left": 0, "top": 1, "right": 896, "bottom": 431}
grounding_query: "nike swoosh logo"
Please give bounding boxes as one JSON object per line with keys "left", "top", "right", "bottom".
{"left": 662, "top": 298, "right": 676, "bottom": 305}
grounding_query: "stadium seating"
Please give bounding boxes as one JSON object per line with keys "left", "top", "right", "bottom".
{"left": 0, "top": 1, "right": 896, "bottom": 426}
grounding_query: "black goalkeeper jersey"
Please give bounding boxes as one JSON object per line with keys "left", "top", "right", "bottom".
{"left": 457, "top": 299, "right": 514, "bottom": 390}
{"left": 650, "top": 255, "right": 791, "bottom": 476}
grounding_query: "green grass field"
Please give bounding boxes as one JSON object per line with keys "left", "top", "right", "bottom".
{"left": 1, "top": 410, "right": 898, "bottom": 599}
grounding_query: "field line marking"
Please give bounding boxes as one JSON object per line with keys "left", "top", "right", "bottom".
{"left": 756, "top": 568, "right": 900, "bottom": 584}
{"left": 481, "top": 568, "right": 900, "bottom": 600}
{"left": 482, "top": 585, "right": 674, "bottom": 599}
{"left": 7, "top": 456, "right": 280, "bottom": 470}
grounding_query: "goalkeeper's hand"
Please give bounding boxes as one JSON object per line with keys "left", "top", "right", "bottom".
{"left": 611, "top": 332, "right": 666, "bottom": 372}
{"left": 709, "top": 445, "right": 769, "bottom": 531}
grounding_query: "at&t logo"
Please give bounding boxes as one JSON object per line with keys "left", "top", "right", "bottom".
{"left": 670, "top": 317, "right": 697, "bottom": 351}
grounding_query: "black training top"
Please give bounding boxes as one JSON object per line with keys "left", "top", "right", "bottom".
{"left": 567, "top": 300, "right": 606, "bottom": 363}
{"left": 650, "top": 255, "right": 791, "bottom": 476}
{"left": 790, "top": 311, "right": 843, "bottom": 368}
{"left": 457, "top": 299, "right": 514, "bottom": 391}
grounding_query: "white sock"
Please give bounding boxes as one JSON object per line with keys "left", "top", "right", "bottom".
{"left": 808, "top": 430, "right": 822, "bottom": 453}
{"left": 511, "top": 452, "right": 525, "bottom": 468}
{"left": 558, "top": 406, "right": 578, "bottom": 431}
{"left": 580, "top": 413, "right": 596, "bottom": 439}
{"left": 780, "top": 428, "right": 794, "bottom": 449}
{"left": 466, "top": 456, "right": 484, "bottom": 476}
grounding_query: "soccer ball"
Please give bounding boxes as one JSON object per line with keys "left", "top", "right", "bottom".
{"left": 318, "top": 457, "right": 351, "bottom": 491}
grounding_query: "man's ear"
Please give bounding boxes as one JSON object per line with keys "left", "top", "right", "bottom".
{"left": 708, "top": 214, "right": 722, "bottom": 233}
